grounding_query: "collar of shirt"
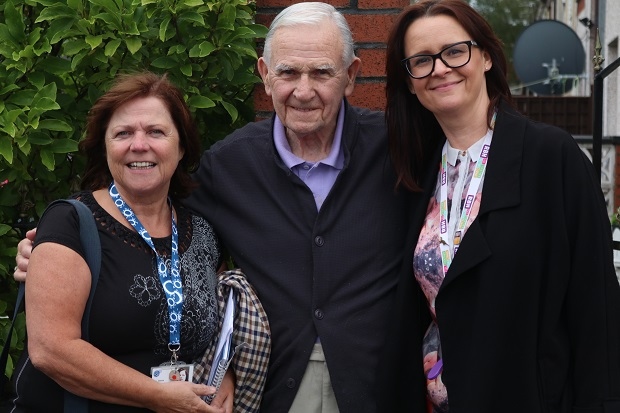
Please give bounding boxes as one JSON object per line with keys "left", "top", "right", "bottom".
{"left": 273, "top": 100, "right": 346, "bottom": 172}
{"left": 445, "top": 129, "right": 491, "bottom": 166}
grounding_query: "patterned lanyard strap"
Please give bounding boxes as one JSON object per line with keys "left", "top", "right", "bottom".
{"left": 438, "top": 111, "right": 496, "bottom": 278}
{"left": 109, "top": 182, "right": 183, "bottom": 353}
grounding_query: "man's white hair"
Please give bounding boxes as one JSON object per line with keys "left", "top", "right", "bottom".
{"left": 262, "top": 2, "right": 355, "bottom": 67}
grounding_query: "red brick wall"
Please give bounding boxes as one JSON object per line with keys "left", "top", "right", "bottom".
{"left": 254, "top": 0, "right": 409, "bottom": 118}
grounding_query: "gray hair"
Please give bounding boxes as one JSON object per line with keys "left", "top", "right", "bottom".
{"left": 262, "top": 2, "right": 355, "bottom": 67}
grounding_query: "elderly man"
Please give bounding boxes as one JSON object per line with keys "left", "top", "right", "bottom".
{"left": 16, "top": 3, "right": 410, "bottom": 412}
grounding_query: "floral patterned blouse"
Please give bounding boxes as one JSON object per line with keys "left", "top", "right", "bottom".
{"left": 413, "top": 134, "right": 490, "bottom": 412}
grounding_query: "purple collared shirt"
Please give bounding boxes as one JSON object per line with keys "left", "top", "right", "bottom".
{"left": 273, "top": 101, "right": 345, "bottom": 211}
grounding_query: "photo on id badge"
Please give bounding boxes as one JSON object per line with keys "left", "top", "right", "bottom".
{"left": 151, "top": 363, "right": 194, "bottom": 382}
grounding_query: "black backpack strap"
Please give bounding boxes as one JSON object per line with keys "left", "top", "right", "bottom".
{"left": 63, "top": 199, "right": 101, "bottom": 341}
{"left": 0, "top": 280, "right": 25, "bottom": 394}
{"left": 57, "top": 199, "right": 101, "bottom": 412}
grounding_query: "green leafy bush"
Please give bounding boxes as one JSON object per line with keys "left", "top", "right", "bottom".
{"left": 0, "top": 0, "right": 266, "bottom": 386}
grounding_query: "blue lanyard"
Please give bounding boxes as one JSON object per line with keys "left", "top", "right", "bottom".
{"left": 109, "top": 182, "right": 183, "bottom": 349}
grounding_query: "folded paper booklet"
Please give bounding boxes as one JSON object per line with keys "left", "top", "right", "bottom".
{"left": 204, "top": 288, "right": 247, "bottom": 403}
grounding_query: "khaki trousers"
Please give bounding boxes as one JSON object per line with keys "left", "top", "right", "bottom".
{"left": 288, "top": 343, "right": 339, "bottom": 413}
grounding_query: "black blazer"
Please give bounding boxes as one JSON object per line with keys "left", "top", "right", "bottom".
{"left": 378, "top": 103, "right": 620, "bottom": 412}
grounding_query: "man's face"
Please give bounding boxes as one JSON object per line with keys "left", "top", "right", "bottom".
{"left": 258, "top": 20, "right": 360, "bottom": 143}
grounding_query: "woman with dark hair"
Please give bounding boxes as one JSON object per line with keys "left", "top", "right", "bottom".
{"left": 379, "top": 1, "right": 620, "bottom": 411}
{"left": 11, "top": 72, "right": 232, "bottom": 412}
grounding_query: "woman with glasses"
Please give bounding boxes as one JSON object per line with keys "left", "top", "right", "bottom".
{"left": 378, "top": 0, "right": 620, "bottom": 412}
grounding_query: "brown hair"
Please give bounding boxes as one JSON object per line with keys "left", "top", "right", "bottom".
{"left": 79, "top": 72, "right": 200, "bottom": 199}
{"left": 385, "top": 0, "right": 512, "bottom": 191}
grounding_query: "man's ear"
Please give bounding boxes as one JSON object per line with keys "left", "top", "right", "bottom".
{"left": 257, "top": 57, "right": 272, "bottom": 96}
{"left": 344, "top": 57, "right": 362, "bottom": 97}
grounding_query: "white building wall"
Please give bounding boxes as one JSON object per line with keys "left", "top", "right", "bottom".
{"left": 603, "top": 0, "right": 620, "bottom": 138}
{"left": 576, "top": 0, "right": 594, "bottom": 96}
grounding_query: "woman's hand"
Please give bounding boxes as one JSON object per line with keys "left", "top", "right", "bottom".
{"left": 151, "top": 381, "right": 224, "bottom": 413}
{"left": 210, "top": 369, "right": 235, "bottom": 413}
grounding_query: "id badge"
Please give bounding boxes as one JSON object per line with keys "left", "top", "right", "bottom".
{"left": 151, "top": 363, "right": 195, "bottom": 383}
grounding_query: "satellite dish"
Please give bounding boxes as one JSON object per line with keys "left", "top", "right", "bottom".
{"left": 513, "top": 20, "right": 585, "bottom": 95}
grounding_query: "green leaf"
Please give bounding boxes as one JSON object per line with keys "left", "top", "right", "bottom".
{"left": 86, "top": 35, "right": 104, "bottom": 49}
{"left": 28, "top": 116, "right": 40, "bottom": 129}
{"left": 35, "top": 4, "right": 77, "bottom": 23}
{"left": 93, "top": 13, "right": 122, "bottom": 30}
{"left": 0, "top": 124, "right": 17, "bottom": 139}
{"left": 217, "top": 4, "right": 236, "bottom": 31}
{"left": 46, "top": 17, "right": 78, "bottom": 45}
{"left": 27, "top": 27, "right": 43, "bottom": 44}
{"left": 29, "top": 0, "right": 68, "bottom": 7}
{"left": 0, "top": 137, "right": 13, "bottom": 162}
{"left": 181, "top": 0, "right": 205, "bottom": 7}
{"left": 104, "top": 39, "right": 122, "bottom": 57}
{"left": 40, "top": 148, "right": 55, "bottom": 170}
{"left": 33, "top": 40, "right": 52, "bottom": 57}
{"left": 32, "top": 97, "right": 60, "bottom": 112}
{"left": 0, "top": 85, "right": 21, "bottom": 96}
{"left": 0, "top": 224, "right": 13, "bottom": 237}
{"left": 39, "top": 56, "right": 72, "bottom": 75}
{"left": 38, "top": 119, "right": 72, "bottom": 132}
{"left": 7, "top": 90, "right": 36, "bottom": 106}
{"left": 221, "top": 100, "right": 238, "bottom": 122}
{"left": 159, "top": 16, "right": 172, "bottom": 42}
{"left": 150, "top": 56, "right": 178, "bottom": 69}
{"left": 167, "top": 45, "right": 186, "bottom": 55}
{"left": 178, "top": 11, "right": 205, "bottom": 26}
{"left": 188, "top": 41, "right": 215, "bottom": 58}
{"left": 89, "top": 0, "right": 121, "bottom": 13}
{"left": 120, "top": 14, "right": 141, "bottom": 36}
{"left": 0, "top": 24, "right": 18, "bottom": 49}
{"left": 14, "top": 45, "right": 36, "bottom": 60}
{"left": 228, "top": 26, "right": 256, "bottom": 40}
{"left": 187, "top": 95, "right": 215, "bottom": 109}
{"left": 180, "top": 63, "right": 192, "bottom": 77}
{"left": 71, "top": 49, "right": 89, "bottom": 70}
{"left": 34, "top": 83, "right": 57, "bottom": 101}
{"left": 229, "top": 41, "right": 258, "bottom": 59}
{"left": 49, "top": 139, "right": 79, "bottom": 153}
{"left": 5, "top": 0, "right": 26, "bottom": 43}
{"left": 63, "top": 38, "right": 89, "bottom": 56}
{"left": 231, "top": 71, "right": 261, "bottom": 86}
{"left": 248, "top": 24, "right": 269, "bottom": 38}
{"left": 27, "top": 131, "right": 54, "bottom": 145}
{"left": 125, "top": 37, "right": 142, "bottom": 55}
{"left": 67, "top": 0, "right": 83, "bottom": 12}
{"left": 4, "top": 109, "right": 23, "bottom": 124}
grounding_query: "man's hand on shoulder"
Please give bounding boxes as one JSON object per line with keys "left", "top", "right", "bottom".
{"left": 14, "top": 228, "right": 36, "bottom": 282}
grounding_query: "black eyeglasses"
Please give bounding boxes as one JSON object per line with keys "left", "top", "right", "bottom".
{"left": 401, "top": 40, "right": 479, "bottom": 79}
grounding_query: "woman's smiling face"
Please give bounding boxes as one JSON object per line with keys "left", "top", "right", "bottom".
{"left": 105, "top": 96, "right": 184, "bottom": 201}
{"left": 403, "top": 14, "right": 492, "bottom": 119}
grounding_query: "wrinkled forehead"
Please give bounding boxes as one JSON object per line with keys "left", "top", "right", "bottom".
{"left": 268, "top": 22, "right": 345, "bottom": 67}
